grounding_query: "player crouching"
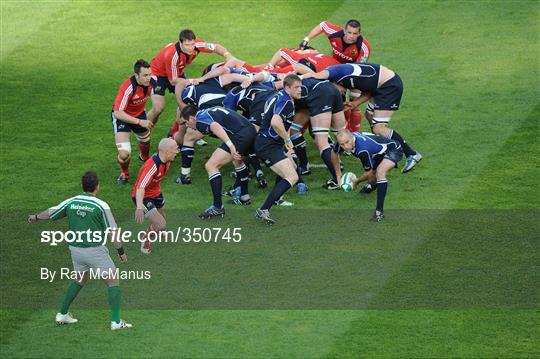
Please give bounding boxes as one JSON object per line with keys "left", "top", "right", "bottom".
{"left": 132, "top": 138, "right": 177, "bottom": 253}
{"left": 180, "top": 105, "right": 257, "bottom": 219}
{"left": 335, "top": 129, "right": 403, "bottom": 222}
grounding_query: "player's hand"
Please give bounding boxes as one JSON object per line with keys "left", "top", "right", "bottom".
{"left": 27, "top": 214, "right": 37, "bottom": 223}
{"left": 140, "top": 120, "right": 154, "bottom": 130}
{"left": 189, "top": 78, "right": 201, "bottom": 85}
{"left": 119, "top": 254, "right": 127, "bottom": 263}
{"left": 299, "top": 38, "right": 309, "bottom": 49}
{"left": 284, "top": 140, "right": 294, "bottom": 152}
{"left": 241, "top": 77, "right": 252, "bottom": 89}
{"left": 344, "top": 102, "right": 356, "bottom": 111}
{"left": 263, "top": 63, "right": 274, "bottom": 71}
{"left": 230, "top": 146, "right": 242, "bottom": 161}
{"left": 135, "top": 208, "right": 145, "bottom": 224}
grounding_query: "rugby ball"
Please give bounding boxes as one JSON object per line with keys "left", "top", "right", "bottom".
{"left": 340, "top": 172, "right": 357, "bottom": 192}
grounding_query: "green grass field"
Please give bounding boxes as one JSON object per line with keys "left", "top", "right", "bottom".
{"left": 1, "top": 0, "right": 539, "bottom": 358}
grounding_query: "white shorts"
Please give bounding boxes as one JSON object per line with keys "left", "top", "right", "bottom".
{"left": 69, "top": 245, "right": 116, "bottom": 275}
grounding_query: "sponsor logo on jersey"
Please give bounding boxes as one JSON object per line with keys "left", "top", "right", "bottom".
{"left": 332, "top": 48, "right": 353, "bottom": 61}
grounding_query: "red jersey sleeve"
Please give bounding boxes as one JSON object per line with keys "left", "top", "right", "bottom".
{"left": 194, "top": 38, "right": 217, "bottom": 54}
{"left": 360, "top": 37, "right": 371, "bottom": 62}
{"left": 136, "top": 162, "right": 158, "bottom": 190}
{"left": 165, "top": 48, "right": 180, "bottom": 81}
{"left": 320, "top": 21, "right": 342, "bottom": 37}
{"left": 113, "top": 80, "right": 132, "bottom": 112}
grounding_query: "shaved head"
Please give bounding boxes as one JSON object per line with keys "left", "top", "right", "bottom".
{"left": 337, "top": 129, "right": 353, "bottom": 142}
{"left": 158, "top": 138, "right": 177, "bottom": 152}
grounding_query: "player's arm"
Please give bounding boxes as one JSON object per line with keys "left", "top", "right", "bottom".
{"left": 113, "top": 110, "right": 153, "bottom": 129}
{"left": 219, "top": 73, "right": 250, "bottom": 87}
{"left": 292, "top": 62, "right": 315, "bottom": 75}
{"left": 209, "top": 122, "right": 241, "bottom": 159}
{"left": 299, "top": 23, "right": 325, "bottom": 48}
{"left": 27, "top": 209, "right": 51, "bottom": 223}
{"left": 346, "top": 91, "right": 371, "bottom": 110}
{"left": 195, "top": 40, "right": 235, "bottom": 61}
{"left": 301, "top": 69, "right": 329, "bottom": 80}
{"left": 270, "top": 115, "right": 293, "bottom": 151}
{"left": 194, "top": 66, "right": 230, "bottom": 84}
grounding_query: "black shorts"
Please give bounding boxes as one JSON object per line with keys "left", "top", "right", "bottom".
{"left": 254, "top": 135, "right": 288, "bottom": 167}
{"left": 218, "top": 125, "right": 257, "bottom": 156}
{"left": 111, "top": 111, "right": 148, "bottom": 134}
{"left": 372, "top": 145, "right": 403, "bottom": 168}
{"left": 373, "top": 74, "right": 403, "bottom": 111}
{"left": 152, "top": 75, "right": 184, "bottom": 96}
{"left": 132, "top": 193, "right": 165, "bottom": 215}
{"left": 306, "top": 82, "right": 344, "bottom": 117}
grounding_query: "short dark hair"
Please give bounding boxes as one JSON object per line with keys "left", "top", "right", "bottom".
{"left": 283, "top": 73, "right": 302, "bottom": 88}
{"left": 179, "top": 29, "right": 196, "bottom": 43}
{"left": 345, "top": 19, "right": 361, "bottom": 30}
{"left": 134, "top": 59, "right": 150, "bottom": 74}
{"left": 82, "top": 171, "right": 99, "bottom": 192}
{"left": 180, "top": 104, "right": 199, "bottom": 120}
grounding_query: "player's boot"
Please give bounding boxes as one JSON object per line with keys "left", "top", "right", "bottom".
{"left": 196, "top": 139, "right": 208, "bottom": 146}
{"left": 256, "top": 171, "right": 268, "bottom": 188}
{"left": 370, "top": 211, "right": 384, "bottom": 222}
{"left": 322, "top": 179, "right": 339, "bottom": 190}
{"left": 255, "top": 208, "right": 275, "bottom": 225}
{"left": 224, "top": 186, "right": 241, "bottom": 198}
{"left": 227, "top": 196, "right": 252, "bottom": 205}
{"left": 360, "top": 183, "right": 377, "bottom": 194}
{"left": 402, "top": 152, "right": 423, "bottom": 173}
{"left": 297, "top": 182, "right": 308, "bottom": 194}
{"left": 140, "top": 238, "right": 151, "bottom": 254}
{"left": 55, "top": 312, "right": 78, "bottom": 325}
{"left": 116, "top": 174, "right": 129, "bottom": 185}
{"left": 175, "top": 174, "right": 192, "bottom": 184}
{"left": 199, "top": 206, "right": 225, "bottom": 219}
{"left": 275, "top": 197, "right": 294, "bottom": 206}
{"left": 111, "top": 319, "right": 133, "bottom": 330}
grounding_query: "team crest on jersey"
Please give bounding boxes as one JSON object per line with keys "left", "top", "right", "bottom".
{"left": 351, "top": 49, "right": 357, "bottom": 55}
{"left": 133, "top": 94, "right": 140, "bottom": 99}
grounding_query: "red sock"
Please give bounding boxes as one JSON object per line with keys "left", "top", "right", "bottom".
{"left": 349, "top": 107, "right": 362, "bottom": 132}
{"left": 117, "top": 157, "right": 130, "bottom": 176}
{"left": 138, "top": 142, "right": 150, "bottom": 161}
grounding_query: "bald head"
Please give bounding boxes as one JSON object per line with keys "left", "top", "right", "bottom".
{"left": 157, "top": 138, "right": 178, "bottom": 162}
{"left": 337, "top": 129, "right": 353, "bottom": 142}
{"left": 336, "top": 129, "right": 355, "bottom": 153}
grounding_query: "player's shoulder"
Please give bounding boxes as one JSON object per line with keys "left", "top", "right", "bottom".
{"left": 73, "top": 194, "right": 112, "bottom": 211}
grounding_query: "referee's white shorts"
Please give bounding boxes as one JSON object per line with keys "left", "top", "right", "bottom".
{"left": 69, "top": 245, "right": 116, "bottom": 276}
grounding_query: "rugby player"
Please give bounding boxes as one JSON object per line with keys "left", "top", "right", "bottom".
{"left": 132, "top": 138, "right": 177, "bottom": 254}
{"left": 299, "top": 19, "right": 371, "bottom": 64}
{"left": 335, "top": 129, "right": 403, "bottom": 222}
{"left": 294, "top": 78, "right": 347, "bottom": 189}
{"left": 112, "top": 59, "right": 154, "bottom": 184}
{"left": 254, "top": 74, "right": 303, "bottom": 224}
{"left": 27, "top": 172, "right": 132, "bottom": 330}
{"left": 304, "top": 62, "right": 423, "bottom": 172}
{"left": 172, "top": 72, "right": 251, "bottom": 184}
{"left": 180, "top": 105, "right": 257, "bottom": 218}
{"left": 147, "top": 29, "right": 235, "bottom": 125}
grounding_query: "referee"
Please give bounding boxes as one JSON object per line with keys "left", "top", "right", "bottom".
{"left": 28, "top": 171, "right": 132, "bottom": 330}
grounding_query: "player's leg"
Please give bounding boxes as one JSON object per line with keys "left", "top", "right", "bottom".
{"left": 55, "top": 261, "right": 89, "bottom": 325}
{"left": 256, "top": 156, "right": 298, "bottom": 224}
{"left": 290, "top": 110, "right": 311, "bottom": 174}
{"left": 311, "top": 112, "right": 340, "bottom": 188}
{"left": 147, "top": 94, "right": 165, "bottom": 125}
{"left": 227, "top": 158, "right": 252, "bottom": 205}
{"left": 139, "top": 196, "right": 166, "bottom": 254}
{"left": 135, "top": 129, "right": 151, "bottom": 162}
{"left": 370, "top": 158, "right": 396, "bottom": 222}
{"left": 114, "top": 131, "right": 131, "bottom": 184}
{"left": 200, "top": 146, "right": 233, "bottom": 219}
{"left": 175, "top": 127, "right": 202, "bottom": 184}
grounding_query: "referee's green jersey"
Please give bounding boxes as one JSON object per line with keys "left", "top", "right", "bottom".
{"left": 48, "top": 193, "right": 117, "bottom": 247}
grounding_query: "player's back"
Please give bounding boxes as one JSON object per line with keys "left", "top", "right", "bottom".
{"left": 327, "top": 63, "right": 380, "bottom": 91}
{"left": 196, "top": 107, "right": 252, "bottom": 136}
{"left": 150, "top": 42, "right": 176, "bottom": 77}
{"left": 224, "top": 83, "right": 274, "bottom": 115}
{"left": 182, "top": 78, "right": 227, "bottom": 109}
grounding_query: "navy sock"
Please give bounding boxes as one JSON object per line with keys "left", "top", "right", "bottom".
{"left": 261, "top": 179, "right": 292, "bottom": 210}
{"left": 246, "top": 154, "right": 262, "bottom": 173}
{"left": 296, "top": 166, "right": 304, "bottom": 184}
{"left": 291, "top": 134, "right": 308, "bottom": 167}
{"left": 181, "top": 145, "right": 195, "bottom": 170}
{"left": 235, "top": 164, "right": 250, "bottom": 196}
{"left": 376, "top": 180, "right": 388, "bottom": 212}
{"left": 321, "top": 147, "right": 337, "bottom": 182}
{"left": 390, "top": 130, "right": 416, "bottom": 157}
{"left": 208, "top": 172, "right": 222, "bottom": 208}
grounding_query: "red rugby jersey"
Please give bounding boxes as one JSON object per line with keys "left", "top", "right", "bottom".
{"left": 279, "top": 48, "right": 340, "bottom": 72}
{"left": 132, "top": 155, "right": 171, "bottom": 198}
{"left": 151, "top": 39, "right": 216, "bottom": 81}
{"left": 112, "top": 76, "right": 152, "bottom": 117}
{"left": 319, "top": 21, "right": 371, "bottom": 64}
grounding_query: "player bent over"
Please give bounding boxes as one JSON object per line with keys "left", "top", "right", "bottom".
{"left": 254, "top": 74, "right": 303, "bottom": 224}
{"left": 180, "top": 105, "right": 256, "bottom": 218}
{"left": 304, "top": 62, "right": 422, "bottom": 173}
{"left": 27, "top": 172, "right": 131, "bottom": 330}
{"left": 132, "top": 138, "right": 177, "bottom": 254}
{"left": 112, "top": 59, "right": 154, "bottom": 184}
{"left": 335, "top": 129, "right": 403, "bottom": 222}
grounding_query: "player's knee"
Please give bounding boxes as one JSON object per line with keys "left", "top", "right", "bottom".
{"left": 136, "top": 132, "right": 151, "bottom": 144}
{"left": 287, "top": 171, "right": 299, "bottom": 186}
{"left": 106, "top": 277, "right": 120, "bottom": 287}
{"left": 204, "top": 161, "right": 218, "bottom": 174}
{"left": 118, "top": 151, "right": 130, "bottom": 162}
{"left": 116, "top": 142, "right": 131, "bottom": 157}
